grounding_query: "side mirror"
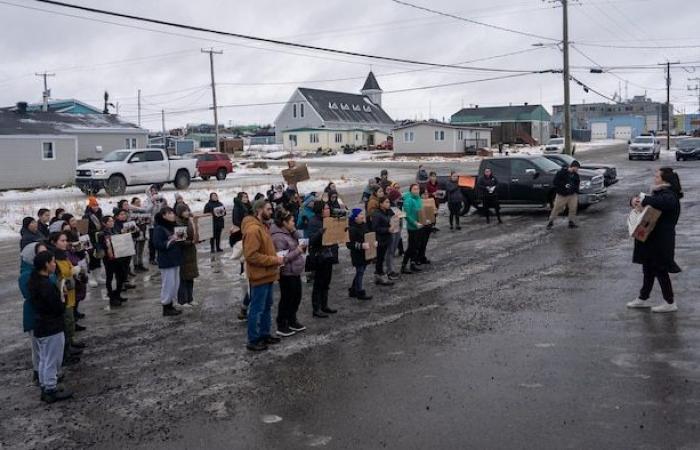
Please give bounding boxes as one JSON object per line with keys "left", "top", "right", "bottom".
{"left": 525, "top": 168, "right": 537, "bottom": 177}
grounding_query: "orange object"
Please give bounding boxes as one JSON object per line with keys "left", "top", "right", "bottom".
{"left": 457, "top": 176, "right": 475, "bottom": 188}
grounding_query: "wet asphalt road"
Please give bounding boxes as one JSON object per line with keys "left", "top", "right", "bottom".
{"left": 1, "top": 144, "right": 700, "bottom": 449}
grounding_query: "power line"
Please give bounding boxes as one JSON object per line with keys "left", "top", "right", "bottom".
{"left": 390, "top": 0, "right": 559, "bottom": 42}
{"left": 383, "top": 72, "right": 544, "bottom": 94}
{"left": 29, "top": 0, "right": 542, "bottom": 74}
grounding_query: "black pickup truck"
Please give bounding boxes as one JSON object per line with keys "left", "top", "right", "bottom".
{"left": 438, "top": 155, "right": 608, "bottom": 213}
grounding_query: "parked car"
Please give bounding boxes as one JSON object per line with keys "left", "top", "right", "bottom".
{"left": 543, "top": 153, "right": 618, "bottom": 186}
{"left": 676, "top": 138, "right": 700, "bottom": 161}
{"left": 438, "top": 155, "right": 607, "bottom": 213}
{"left": 376, "top": 138, "right": 393, "bottom": 150}
{"left": 543, "top": 137, "right": 565, "bottom": 154}
{"left": 188, "top": 152, "right": 233, "bottom": 181}
{"left": 628, "top": 136, "right": 661, "bottom": 160}
{"left": 342, "top": 145, "right": 357, "bottom": 155}
{"left": 75, "top": 148, "right": 197, "bottom": 196}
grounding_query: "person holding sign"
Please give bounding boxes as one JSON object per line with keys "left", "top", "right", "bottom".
{"left": 242, "top": 200, "right": 285, "bottom": 351}
{"left": 347, "top": 209, "right": 374, "bottom": 301}
{"left": 371, "top": 197, "right": 396, "bottom": 287}
{"left": 477, "top": 168, "right": 502, "bottom": 225}
{"left": 627, "top": 168, "right": 683, "bottom": 313}
{"left": 204, "top": 192, "right": 226, "bottom": 254}
{"left": 153, "top": 208, "right": 184, "bottom": 317}
{"left": 98, "top": 216, "right": 128, "bottom": 309}
{"left": 307, "top": 201, "right": 339, "bottom": 318}
{"left": 401, "top": 184, "right": 423, "bottom": 275}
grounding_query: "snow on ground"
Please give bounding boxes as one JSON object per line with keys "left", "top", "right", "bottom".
{"left": 0, "top": 171, "right": 361, "bottom": 241}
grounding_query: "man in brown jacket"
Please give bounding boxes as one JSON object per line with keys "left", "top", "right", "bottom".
{"left": 242, "top": 199, "right": 284, "bottom": 351}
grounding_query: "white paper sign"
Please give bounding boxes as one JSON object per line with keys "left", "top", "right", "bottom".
{"left": 194, "top": 214, "right": 214, "bottom": 242}
{"left": 111, "top": 233, "right": 136, "bottom": 258}
{"left": 174, "top": 226, "right": 188, "bottom": 241}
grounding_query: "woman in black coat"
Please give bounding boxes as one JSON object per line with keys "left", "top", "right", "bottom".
{"left": 444, "top": 173, "right": 464, "bottom": 230}
{"left": 203, "top": 192, "right": 226, "bottom": 253}
{"left": 477, "top": 168, "right": 502, "bottom": 224}
{"left": 627, "top": 168, "right": 682, "bottom": 313}
{"left": 230, "top": 192, "right": 251, "bottom": 248}
{"left": 307, "top": 201, "right": 338, "bottom": 318}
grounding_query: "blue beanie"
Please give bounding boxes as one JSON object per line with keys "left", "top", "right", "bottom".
{"left": 350, "top": 208, "right": 363, "bottom": 223}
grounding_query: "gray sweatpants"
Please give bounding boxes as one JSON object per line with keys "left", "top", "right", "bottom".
{"left": 28, "top": 331, "right": 39, "bottom": 371}
{"left": 160, "top": 267, "right": 180, "bottom": 305}
{"left": 37, "top": 332, "right": 65, "bottom": 390}
{"left": 385, "top": 232, "right": 401, "bottom": 274}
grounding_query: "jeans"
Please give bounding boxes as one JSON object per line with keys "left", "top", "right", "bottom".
{"left": 210, "top": 226, "right": 223, "bottom": 252}
{"left": 37, "top": 332, "right": 64, "bottom": 390}
{"left": 278, "top": 275, "right": 302, "bottom": 327}
{"left": 178, "top": 279, "right": 194, "bottom": 304}
{"left": 28, "top": 331, "right": 39, "bottom": 371}
{"left": 483, "top": 195, "right": 501, "bottom": 222}
{"left": 160, "top": 267, "right": 180, "bottom": 305}
{"left": 63, "top": 306, "right": 75, "bottom": 348}
{"left": 248, "top": 283, "right": 274, "bottom": 344}
{"left": 640, "top": 263, "right": 674, "bottom": 304}
{"left": 418, "top": 227, "right": 431, "bottom": 262}
{"left": 353, "top": 265, "right": 366, "bottom": 292}
{"left": 385, "top": 232, "right": 400, "bottom": 274}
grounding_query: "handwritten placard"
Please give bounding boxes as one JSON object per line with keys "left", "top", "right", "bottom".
{"left": 322, "top": 217, "right": 349, "bottom": 246}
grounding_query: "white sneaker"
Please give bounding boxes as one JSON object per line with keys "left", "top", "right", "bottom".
{"left": 189, "top": 301, "right": 199, "bottom": 307}
{"left": 88, "top": 278, "right": 98, "bottom": 288}
{"left": 180, "top": 303, "right": 193, "bottom": 308}
{"left": 626, "top": 298, "right": 651, "bottom": 309}
{"left": 652, "top": 302, "right": 678, "bottom": 313}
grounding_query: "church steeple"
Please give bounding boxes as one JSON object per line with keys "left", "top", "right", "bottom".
{"left": 361, "top": 71, "right": 382, "bottom": 107}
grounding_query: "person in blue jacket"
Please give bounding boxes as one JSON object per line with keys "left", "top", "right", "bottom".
{"left": 153, "top": 207, "right": 184, "bottom": 317}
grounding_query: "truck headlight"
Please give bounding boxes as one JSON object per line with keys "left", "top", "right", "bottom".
{"left": 580, "top": 180, "right": 591, "bottom": 190}
{"left": 93, "top": 169, "right": 107, "bottom": 176}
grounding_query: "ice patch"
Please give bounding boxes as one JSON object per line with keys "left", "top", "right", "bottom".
{"left": 262, "top": 414, "right": 283, "bottom": 424}
{"left": 308, "top": 435, "right": 333, "bottom": 447}
{"left": 535, "top": 343, "right": 556, "bottom": 348}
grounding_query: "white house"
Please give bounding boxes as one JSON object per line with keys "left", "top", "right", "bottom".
{"left": 393, "top": 121, "right": 491, "bottom": 156}
{"left": 274, "top": 72, "right": 395, "bottom": 151}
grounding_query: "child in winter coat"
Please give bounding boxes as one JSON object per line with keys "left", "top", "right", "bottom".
{"left": 347, "top": 208, "right": 373, "bottom": 301}
{"left": 153, "top": 207, "right": 183, "bottom": 317}
{"left": 175, "top": 204, "right": 199, "bottom": 307}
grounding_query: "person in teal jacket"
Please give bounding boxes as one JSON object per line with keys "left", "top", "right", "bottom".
{"left": 401, "top": 184, "right": 424, "bottom": 274}
{"left": 18, "top": 241, "right": 50, "bottom": 384}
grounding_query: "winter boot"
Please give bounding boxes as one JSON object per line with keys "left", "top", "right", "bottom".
{"left": 41, "top": 387, "right": 73, "bottom": 404}
{"left": 108, "top": 294, "right": 123, "bottom": 308}
{"left": 401, "top": 263, "right": 413, "bottom": 275}
{"left": 410, "top": 263, "right": 422, "bottom": 273}
{"left": 375, "top": 274, "right": 394, "bottom": 286}
{"left": 348, "top": 287, "right": 357, "bottom": 298}
{"left": 320, "top": 290, "right": 337, "bottom": 314}
{"left": 237, "top": 307, "right": 248, "bottom": 321}
{"left": 162, "top": 303, "right": 182, "bottom": 317}
{"left": 568, "top": 221, "right": 579, "bottom": 229}
{"left": 357, "top": 290, "right": 373, "bottom": 301}
{"left": 33, "top": 370, "right": 39, "bottom": 386}
{"left": 546, "top": 220, "right": 554, "bottom": 230}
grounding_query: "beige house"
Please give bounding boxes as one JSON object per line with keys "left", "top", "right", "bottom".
{"left": 393, "top": 121, "right": 491, "bottom": 156}
{"left": 282, "top": 128, "right": 390, "bottom": 153}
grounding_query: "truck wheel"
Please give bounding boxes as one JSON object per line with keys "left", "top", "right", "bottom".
{"left": 79, "top": 185, "right": 95, "bottom": 195}
{"left": 460, "top": 198, "right": 471, "bottom": 216}
{"left": 216, "top": 168, "right": 227, "bottom": 181}
{"left": 174, "top": 170, "right": 191, "bottom": 190}
{"left": 105, "top": 175, "right": 126, "bottom": 196}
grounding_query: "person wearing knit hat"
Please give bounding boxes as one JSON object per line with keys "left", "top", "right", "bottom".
{"left": 87, "top": 196, "right": 99, "bottom": 208}
{"left": 347, "top": 209, "right": 373, "bottom": 301}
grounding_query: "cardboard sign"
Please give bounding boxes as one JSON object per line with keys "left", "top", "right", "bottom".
{"left": 458, "top": 176, "right": 476, "bottom": 189}
{"left": 76, "top": 219, "right": 89, "bottom": 236}
{"left": 418, "top": 198, "right": 437, "bottom": 226}
{"left": 282, "top": 164, "right": 310, "bottom": 185}
{"left": 110, "top": 233, "right": 135, "bottom": 258}
{"left": 322, "top": 217, "right": 349, "bottom": 246}
{"left": 364, "top": 232, "right": 377, "bottom": 260}
{"left": 193, "top": 214, "right": 213, "bottom": 242}
{"left": 628, "top": 206, "right": 661, "bottom": 242}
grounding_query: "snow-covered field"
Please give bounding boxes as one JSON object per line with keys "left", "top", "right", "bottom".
{"left": 0, "top": 167, "right": 363, "bottom": 241}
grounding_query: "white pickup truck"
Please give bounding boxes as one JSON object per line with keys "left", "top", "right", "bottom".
{"left": 75, "top": 148, "right": 198, "bottom": 196}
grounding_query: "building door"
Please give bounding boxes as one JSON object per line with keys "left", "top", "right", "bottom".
{"left": 591, "top": 122, "right": 608, "bottom": 140}
{"left": 614, "top": 126, "right": 632, "bottom": 140}
{"left": 367, "top": 133, "right": 375, "bottom": 146}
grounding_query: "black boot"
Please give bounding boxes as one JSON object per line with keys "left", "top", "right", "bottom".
{"left": 357, "top": 290, "right": 373, "bottom": 301}
{"left": 33, "top": 370, "right": 39, "bottom": 386}
{"left": 312, "top": 289, "right": 328, "bottom": 318}
{"left": 320, "top": 290, "right": 337, "bottom": 314}
{"left": 162, "top": 303, "right": 182, "bottom": 317}
{"left": 348, "top": 287, "right": 357, "bottom": 298}
{"left": 410, "top": 263, "right": 422, "bottom": 272}
{"left": 41, "top": 387, "right": 73, "bottom": 404}
{"left": 108, "top": 293, "right": 122, "bottom": 308}
{"left": 401, "top": 263, "right": 413, "bottom": 275}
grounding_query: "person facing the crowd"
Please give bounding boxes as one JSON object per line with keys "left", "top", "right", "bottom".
{"left": 307, "top": 201, "right": 339, "bottom": 318}
{"left": 175, "top": 203, "right": 199, "bottom": 307}
{"left": 231, "top": 192, "right": 252, "bottom": 246}
{"left": 37, "top": 208, "right": 51, "bottom": 239}
{"left": 547, "top": 160, "right": 580, "bottom": 230}
{"left": 347, "top": 208, "right": 374, "bottom": 301}
{"left": 20, "top": 217, "right": 43, "bottom": 250}
{"left": 271, "top": 208, "right": 307, "bottom": 337}
{"left": 401, "top": 184, "right": 423, "bottom": 275}
{"left": 372, "top": 196, "right": 396, "bottom": 285}
{"left": 416, "top": 165, "right": 429, "bottom": 189}
{"left": 113, "top": 209, "right": 136, "bottom": 289}
{"left": 204, "top": 192, "right": 226, "bottom": 253}
{"left": 417, "top": 191, "right": 435, "bottom": 265}
{"left": 477, "top": 167, "right": 502, "bottom": 225}
{"left": 445, "top": 172, "right": 465, "bottom": 230}
{"left": 627, "top": 167, "right": 683, "bottom": 313}
{"left": 153, "top": 207, "right": 183, "bottom": 317}
{"left": 268, "top": 183, "right": 289, "bottom": 210}
{"left": 362, "top": 178, "right": 378, "bottom": 209}
{"left": 242, "top": 199, "right": 284, "bottom": 351}
{"left": 28, "top": 250, "right": 74, "bottom": 403}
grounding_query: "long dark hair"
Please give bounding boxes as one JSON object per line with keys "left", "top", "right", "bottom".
{"left": 155, "top": 207, "right": 176, "bottom": 231}
{"left": 28, "top": 250, "right": 55, "bottom": 294}
{"left": 659, "top": 167, "right": 683, "bottom": 198}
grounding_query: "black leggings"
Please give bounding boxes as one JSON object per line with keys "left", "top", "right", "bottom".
{"left": 104, "top": 259, "right": 125, "bottom": 298}
{"left": 402, "top": 229, "right": 422, "bottom": 266}
{"left": 640, "top": 264, "right": 674, "bottom": 304}
{"left": 278, "top": 275, "right": 302, "bottom": 327}
{"left": 448, "top": 202, "right": 461, "bottom": 227}
{"left": 210, "top": 226, "right": 223, "bottom": 252}
{"left": 484, "top": 196, "right": 501, "bottom": 222}
{"left": 375, "top": 243, "right": 388, "bottom": 275}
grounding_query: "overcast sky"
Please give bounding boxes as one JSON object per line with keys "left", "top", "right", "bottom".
{"left": 1, "top": 0, "right": 699, "bottom": 131}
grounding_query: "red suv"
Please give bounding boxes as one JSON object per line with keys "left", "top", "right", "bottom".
{"left": 191, "top": 152, "right": 233, "bottom": 181}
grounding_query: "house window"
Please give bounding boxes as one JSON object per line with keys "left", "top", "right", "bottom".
{"left": 125, "top": 138, "right": 137, "bottom": 149}
{"left": 41, "top": 142, "right": 55, "bottom": 160}
{"left": 355, "top": 133, "right": 359, "bottom": 141}
{"left": 289, "top": 134, "right": 297, "bottom": 146}
{"left": 293, "top": 104, "right": 297, "bottom": 118}
{"left": 434, "top": 130, "right": 445, "bottom": 141}
{"left": 404, "top": 131, "right": 414, "bottom": 143}
{"left": 310, "top": 133, "right": 319, "bottom": 144}
{"left": 335, "top": 133, "right": 343, "bottom": 143}
{"left": 300, "top": 103, "right": 305, "bottom": 118}
{"left": 457, "top": 130, "right": 464, "bottom": 140}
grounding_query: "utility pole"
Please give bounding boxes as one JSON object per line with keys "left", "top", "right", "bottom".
{"left": 161, "top": 109, "right": 167, "bottom": 153}
{"left": 137, "top": 89, "right": 142, "bottom": 127}
{"left": 689, "top": 78, "right": 700, "bottom": 114}
{"left": 202, "top": 48, "right": 223, "bottom": 151}
{"left": 561, "top": 0, "right": 572, "bottom": 155}
{"left": 659, "top": 61, "right": 680, "bottom": 150}
{"left": 35, "top": 72, "right": 55, "bottom": 112}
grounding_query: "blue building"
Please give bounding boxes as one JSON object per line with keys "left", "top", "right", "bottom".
{"left": 588, "top": 115, "right": 645, "bottom": 140}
